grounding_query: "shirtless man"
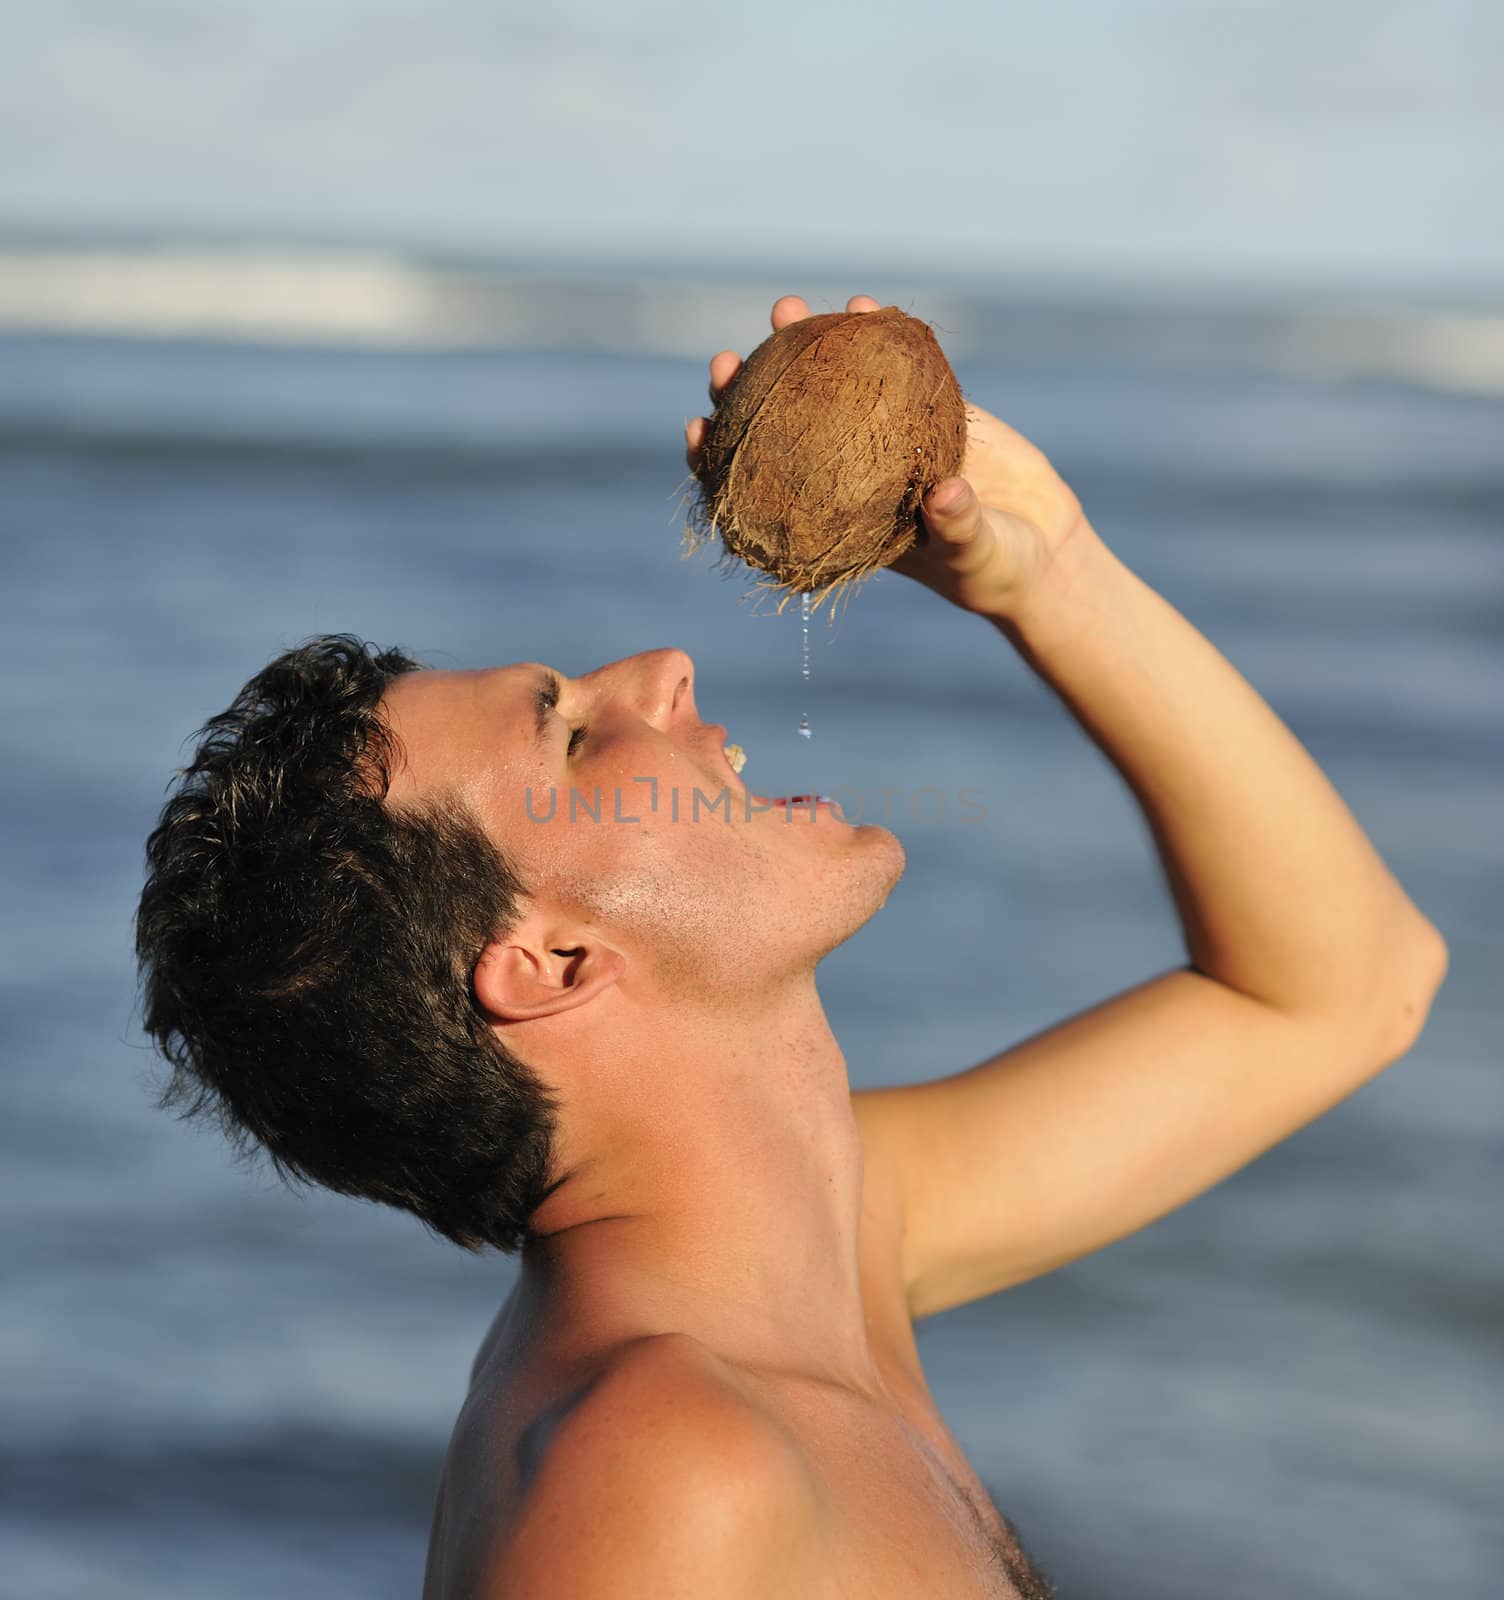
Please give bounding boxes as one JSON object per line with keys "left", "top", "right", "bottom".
{"left": 136, "top": 292, "right": 1447, "bottom": 1598}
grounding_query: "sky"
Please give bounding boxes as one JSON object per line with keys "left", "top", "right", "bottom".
{"left": 3, "top": 0, "right": 1501, "bottom": 292}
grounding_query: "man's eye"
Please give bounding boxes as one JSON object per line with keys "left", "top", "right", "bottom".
{"left": 567, "top": 724, "right": 588, "bottom": 756}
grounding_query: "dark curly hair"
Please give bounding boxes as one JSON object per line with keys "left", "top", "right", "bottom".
{"left": 134, "top": 634, "right": 565, "bottom": 1253}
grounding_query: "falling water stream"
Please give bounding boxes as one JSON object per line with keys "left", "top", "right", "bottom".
{"left": 797, "top": 590, "right": 813, "bottom": 739}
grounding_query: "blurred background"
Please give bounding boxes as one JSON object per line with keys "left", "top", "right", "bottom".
{"left": 2, "top": 3, "right": 1500, "bottom": 1597}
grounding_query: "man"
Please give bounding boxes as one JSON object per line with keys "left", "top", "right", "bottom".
{"left": 136, "top": 292, "right": 1447, "bottom": 1599}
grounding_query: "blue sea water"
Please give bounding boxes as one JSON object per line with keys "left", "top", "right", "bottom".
{"left": 1, "top": 323, "right": 1500, "bottom": 1599}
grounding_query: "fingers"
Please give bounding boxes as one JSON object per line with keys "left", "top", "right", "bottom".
{"left": 708, "top": 349, "right": 741, "bottom": 399}
{"left": 685, "top": 415, "right": 708, "bottom": 472}
{"left": 771, "top": 294, "right": 810, "bottom": 331}
{"left": 688, "top": 345, "right": 745, "bottom": 472}
{"left": 772, "top": 293, "right": 879, "bottom": 331}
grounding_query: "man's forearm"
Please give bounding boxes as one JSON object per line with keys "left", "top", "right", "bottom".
{"left": 988, "top": 519, "right": 1444, "bottom": 1033}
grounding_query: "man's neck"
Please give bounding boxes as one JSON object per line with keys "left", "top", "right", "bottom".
{"left": 511, "top": 974, "right": 883, "bottom": 1396}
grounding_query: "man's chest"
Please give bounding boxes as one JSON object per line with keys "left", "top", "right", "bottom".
{"left": 745, "top": 1366, "right": 1054, "bottom": 1600}
{"left": 737, "top": 1141, "right": 1056, "bottom": 1595}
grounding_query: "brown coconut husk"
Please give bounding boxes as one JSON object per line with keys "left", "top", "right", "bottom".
{"left": 683, "top": 306, "right": 967, "bottom": 615}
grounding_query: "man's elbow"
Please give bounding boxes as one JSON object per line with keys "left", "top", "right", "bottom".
{"left": 1375, "top": 915, "right": 1449, "bottom": 1066}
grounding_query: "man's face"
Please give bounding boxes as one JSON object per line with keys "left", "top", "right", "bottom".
{"left": 380, "top": 650, "right": 905, "bottom": 996}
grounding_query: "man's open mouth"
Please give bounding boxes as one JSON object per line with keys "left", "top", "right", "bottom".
{"left": 722, "top": 741, "right": 833, "bottom": 810}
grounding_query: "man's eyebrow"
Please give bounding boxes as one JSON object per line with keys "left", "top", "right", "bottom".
{"left": 531, "top": 668, "right": 562, "bottom": 753}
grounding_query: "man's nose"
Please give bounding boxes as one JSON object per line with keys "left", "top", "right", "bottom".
{"left": 589, "top": 648, "right": 694, "bottom": 728}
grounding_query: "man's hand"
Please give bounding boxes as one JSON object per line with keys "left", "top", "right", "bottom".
{"left": 683, "top": 292, "right": 1091, "bottom": 620}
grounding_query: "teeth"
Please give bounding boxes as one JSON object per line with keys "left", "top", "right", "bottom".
{"left": 723, "top": 742, "right": 746, "bottom": 775}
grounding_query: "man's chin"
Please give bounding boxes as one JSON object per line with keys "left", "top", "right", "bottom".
{"left": 858, "top": 823, "right": 907, "bottom": 879}
{"left": 872, "top": 832, "right": 907, "bottom": 908}
{"left": 818, "top": 830, "right": 907, "bottom": 949}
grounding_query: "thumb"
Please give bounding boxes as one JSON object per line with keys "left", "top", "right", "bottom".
{"left": 920, "top": 477, "right": 984, "bottom": 545}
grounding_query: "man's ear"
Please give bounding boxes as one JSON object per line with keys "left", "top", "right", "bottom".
{"left": 472, "top": 933, "right": 626, "bottom": 1025}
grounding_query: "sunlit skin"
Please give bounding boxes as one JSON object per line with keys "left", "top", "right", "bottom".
{"left": 381, "top": 646, "right": 907, "bottom": 1396}
{"left": 408, "top": 293, "right": 1447, "bottom": 1599}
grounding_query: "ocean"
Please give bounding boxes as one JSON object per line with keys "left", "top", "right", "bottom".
{"left": 2, "top": 301, "right": 1500, "bottom": 1599}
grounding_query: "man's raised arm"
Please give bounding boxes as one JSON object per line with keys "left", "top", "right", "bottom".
{"left": 689, "top": 294, "right": 1447, "bottom": 1321}
{"left": 837, "top": 304, "right": 1446, "bottom": 1318}
{"left": 971, "top": 469, "right": 1444, "bottom": 1034}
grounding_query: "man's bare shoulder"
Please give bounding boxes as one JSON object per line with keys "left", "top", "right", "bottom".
{"left": 477, "top": 1333, "right": 823, "bottom": 1598}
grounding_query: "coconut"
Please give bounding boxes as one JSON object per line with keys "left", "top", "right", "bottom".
{"left": 685, "top": 305, "right": 966, "bottom": 612}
